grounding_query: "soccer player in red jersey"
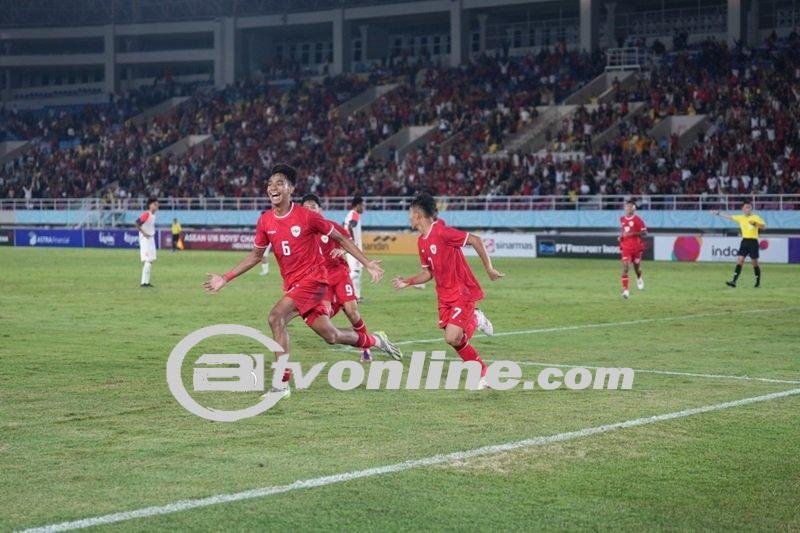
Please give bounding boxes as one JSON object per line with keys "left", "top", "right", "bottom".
{"left": 204, "top": 164, "right": 402, "bottom": 395}
{"left": 301, "top": 193, "right": 374, "bottom": 363}
{"left": 619, "top": 200, "right": 647, "bottom": 299}
{"left": 392, "top": 193, "right": 503, "bottom": 389}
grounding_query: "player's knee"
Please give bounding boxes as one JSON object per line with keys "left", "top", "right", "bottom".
{"left": 267, "top": 311, "right": 284, "bottom": 330}
{"left": 444, "top": 331, "right": 462, "bottom": 347}
{"left": 320, "top": 330, "right": 338, "bottom": 345}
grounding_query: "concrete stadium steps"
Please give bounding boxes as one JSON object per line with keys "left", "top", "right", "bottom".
{"left": 589, "top": 101, "right": 647, "bottom": 147}
{"left": 0, "top": 140, "right": 32, "bottom": 164}
{"left": 154, "top": 134, "right": 213, "bottom": 159}
{"left": 334, "top": 83, "right": 399, "bottom": 123}
{"left": 649, "top": 114, "right": 710, "bottom": 152}
{"left": 371, "top": 124, "right": 437, "bottom": 162}
{"left": 129, "top": 96, "right": 190, "bottom": 127}
{"left": 563, "top": 71, "right": 637, "bottom": 106}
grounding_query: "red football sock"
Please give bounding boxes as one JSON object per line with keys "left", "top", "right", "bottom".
{"left": 352, "top": 318, "right": 368, "bottom": 336}
{"left": 621, "top": 274, "right": 629, "bottom": 290}
{"left": 357, "top": 332, "right": 376, "bottom": 349}
{"left": 455, "top": 335, "right": 487, "bottom": 377}
{"left": 282, "top": 368, "right": 292, "bottom": 383}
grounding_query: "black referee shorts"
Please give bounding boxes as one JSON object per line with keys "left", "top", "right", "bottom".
{"left": 738, "top": 238, "right": 759, "bottom": 258}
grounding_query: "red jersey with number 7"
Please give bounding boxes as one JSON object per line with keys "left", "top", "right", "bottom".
{"left": 418, "top": 219, "right": 484, "bottom": 304}
{"left": 253, "top": 204, "right": 334, "bottom": 291}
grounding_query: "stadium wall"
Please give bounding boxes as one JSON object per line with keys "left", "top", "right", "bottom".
{"left": 7, "top": 209, "right": 800, "bottom": 231}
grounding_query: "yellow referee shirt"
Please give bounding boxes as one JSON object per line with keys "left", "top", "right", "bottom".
{"left": 171, "top": 221, "right": 182, "bottom": 234}
{"left": 731, "top": 214, "right": 765, "bottom": 239}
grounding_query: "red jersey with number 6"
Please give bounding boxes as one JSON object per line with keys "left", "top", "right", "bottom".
{"left": 619, "top": 214, "right": 646, "bottom": 251}
{"left": 418, "top": 219, "right": 484, "bottom": 304}
{"left": 253, "top": 204, "right": 334, "bottom": 291}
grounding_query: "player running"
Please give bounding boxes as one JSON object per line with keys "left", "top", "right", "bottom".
{"left": 392, "top": 193, "right": 501, "bottom": 389}
{"left": 302, "top": 193, "right": 374, "bottom": 362}
{"left": 344, "top": 196, "right": 365, "bottom": 300}
{"left": 135, "top": 198, "right": 158, "bottom": 288}
{"left": 619, "top": 200, "right": 647, "bottom": 299}
{"left": 712, "top": 201, "right": 766, "bottom": 288}
{"left": 204, "top": 164, "right": 402, "bottom": 396}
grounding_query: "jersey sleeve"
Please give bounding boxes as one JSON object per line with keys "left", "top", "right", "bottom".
{"left": 253, "top": 214, "right": 269, "bottom": 248}
{"left": 136, "top": 212, "right": 150, "bottom": 225}
{"left": 307, "top": 209, "right": 334, "bottom": 236}
{"left": 637, "top": 216, "right": 647, "bottom": 232}
{"left": 440, "top": 224, "right": 469, "bottom": 248}
{"left": 731, "top": 215, "right": 744, "bottom": 223}
{"left": 331, "top": 221, "right": 351, "bottom": 240}
{"left": 753, "top": 215, "right": 766, "bottom": 226}
{"left": 418, "top": 242, "right": 430, "bottom": 269}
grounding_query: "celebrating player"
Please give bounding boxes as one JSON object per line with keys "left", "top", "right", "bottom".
{"left": 392, "top": 193, "right": 501, "bottom": 389}
{"left": 712, "top": 202, "right": 766, "bottom": 288}
{"left": 344, "top": 196, "right": 365, "bottom": 300}
{"left": 619, "top": 200, "right": 647, "bottom": 299}
{"left": 204, "top": 164, "right": 402, "bottom": 396}
{"left": 135, "top": 198, "right": 158, "bottom": 288}
{"left": 302, "top": 193, "right": 374, "bottom": 362}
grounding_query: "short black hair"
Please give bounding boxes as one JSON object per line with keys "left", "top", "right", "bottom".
{"left": 301, "top": 193, "right": 321, "bottom": 207}
{"left": 146, "top": 197, "right": 158, "bottom": 207}
{"left": 742, "top": 200, "right": 753, "bottom": 207}
{"left": 410, "top": 193, "right": 438, "bottom": 218}
{"left": 270, "top": 163, "right": 297, "bottom": 183}
{"left": 352, "top": 195, "right": 364, "bottom": 207}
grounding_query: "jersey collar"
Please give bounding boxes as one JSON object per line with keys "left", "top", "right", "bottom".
{"left": 272, "top": 203, "right": 295, "bottom": 219}
{"left": 423, "top": 219, "right": 439, "bottom": 239}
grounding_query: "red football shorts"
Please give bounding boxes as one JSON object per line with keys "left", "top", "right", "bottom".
{"left": 621, "top": 245, "right": 643, "bottom": 264}
{"left": 287, "top": 278, "right": 331, "bottom": 326}
{"left": 325, "top": 267, "right": 358, "bottom": 317}
{"left": 437, "top": 299, "right": 477, "bottom": 339}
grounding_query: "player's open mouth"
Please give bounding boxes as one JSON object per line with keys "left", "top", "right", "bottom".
{"left": 268, "top": 192, "right": 281, "bottom": 201}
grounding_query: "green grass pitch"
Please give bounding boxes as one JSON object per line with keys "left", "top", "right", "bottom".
{"left": 1, "top": 247, "right": 799, "bottom": 531}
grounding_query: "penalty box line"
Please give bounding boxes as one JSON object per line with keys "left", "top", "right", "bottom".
{"left": 23, "top": 387, "right": 800, "bottom": 532}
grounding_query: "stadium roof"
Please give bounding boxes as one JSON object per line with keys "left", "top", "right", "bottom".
{"left": 0, "top": 0, "right": 423, "bottom": 29}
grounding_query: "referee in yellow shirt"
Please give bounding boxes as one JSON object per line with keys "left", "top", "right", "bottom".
{"left": 712, "top": 201, "right": 766, "bottom": 288}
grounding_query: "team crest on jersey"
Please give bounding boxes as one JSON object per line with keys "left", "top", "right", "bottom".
{"left": 291, "top": 225, "right": 301, "bottom": 238}
{"left": 430, "top": 244, "right": 437, "bottom": 255}
{"left": 321, "top": 235, "right": 329, "bottom": 244}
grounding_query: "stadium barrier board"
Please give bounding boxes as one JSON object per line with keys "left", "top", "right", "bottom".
{"left": 0, "top": 229, "right": 13, "bottom": 246}
{"left": 654, "top": 236, "right": 790, "bottom": 263}
{"left": 790, "top": 238, "right": 800, "bottom": 264}
{"left": 83, "top": 229, "right": 142, "bottom": 249}
{"left": 362, "top": 232, "right": 418, "bottom": 255}
{"left": 536, "top": 235, "right": 655, "bottom": 260}
{"left": 159, "top": 230, "right": 253, "bottom": 251}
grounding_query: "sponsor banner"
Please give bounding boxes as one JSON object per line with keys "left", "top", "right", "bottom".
{"left": 464, "top": 232, "right": 537, "bottom": 258}
{"left": 14, "top": 228, "right": 83, "bottom": 248}
{"left": 362, "top": 232, "right": 418, "bottom": 255}
{"left": 789, "top": 238, "right": 800, "bottom": 264}
{"left": 160, "top": 230, "right": 254, "bottom": 251}
{"left": 84, "top": 229, "right": 141, "bottom": 248}
{"left": 654, "top": 236, "right": 789, "bottom": 263}
{"left": 537, "top": 235, "right": 654, "bottom": 259}
{"left": 0, "top": 229, "right": 13, "bottom": 246}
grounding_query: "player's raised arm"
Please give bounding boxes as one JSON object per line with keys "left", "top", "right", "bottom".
{"left": 329, "top": 229, "right": 383, "bottom": 283}
{"left": 466, "top": 233, "right": 504, "bottom": 281}
{"left": 204, "top": 246, "right": 266, "bottom": 293}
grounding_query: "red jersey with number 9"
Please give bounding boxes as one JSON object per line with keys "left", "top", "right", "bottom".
{"left": 418, "top": 219, "right": 484, "bottom": 304}
{"left": 318, "top": 220, "right": 351, "bottom": 276}
{"left": 253, "top": 204, "right": 334, "bottom": 291}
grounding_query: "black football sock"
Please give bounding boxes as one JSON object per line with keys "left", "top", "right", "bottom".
{"left": 732, "top": 264, "right": 742, "bottom": 282}
{"left": 754, "top": 266, "right": 761, "bottom": 285}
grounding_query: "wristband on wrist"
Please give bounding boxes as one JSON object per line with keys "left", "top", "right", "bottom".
{"left": 224, "top": 271, "right": 236, "bottom": 282}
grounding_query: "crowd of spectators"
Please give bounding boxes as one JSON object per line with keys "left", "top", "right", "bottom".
{"left": 2, "top": 37, "right": 800, "bottom": 203}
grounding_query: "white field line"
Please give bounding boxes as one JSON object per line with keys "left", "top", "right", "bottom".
{"left": 332, "top": 305, "right": 800, "bottom": 384}
{"left": 23, "top": 387, "right": 800, "bottom": 532}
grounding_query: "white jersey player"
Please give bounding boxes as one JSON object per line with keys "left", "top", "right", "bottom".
{"left": 135, "top": 198, "right": 158, "bottom": 287}
{"left": 344, "top": 196, "right": 365, "bottom": 299}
